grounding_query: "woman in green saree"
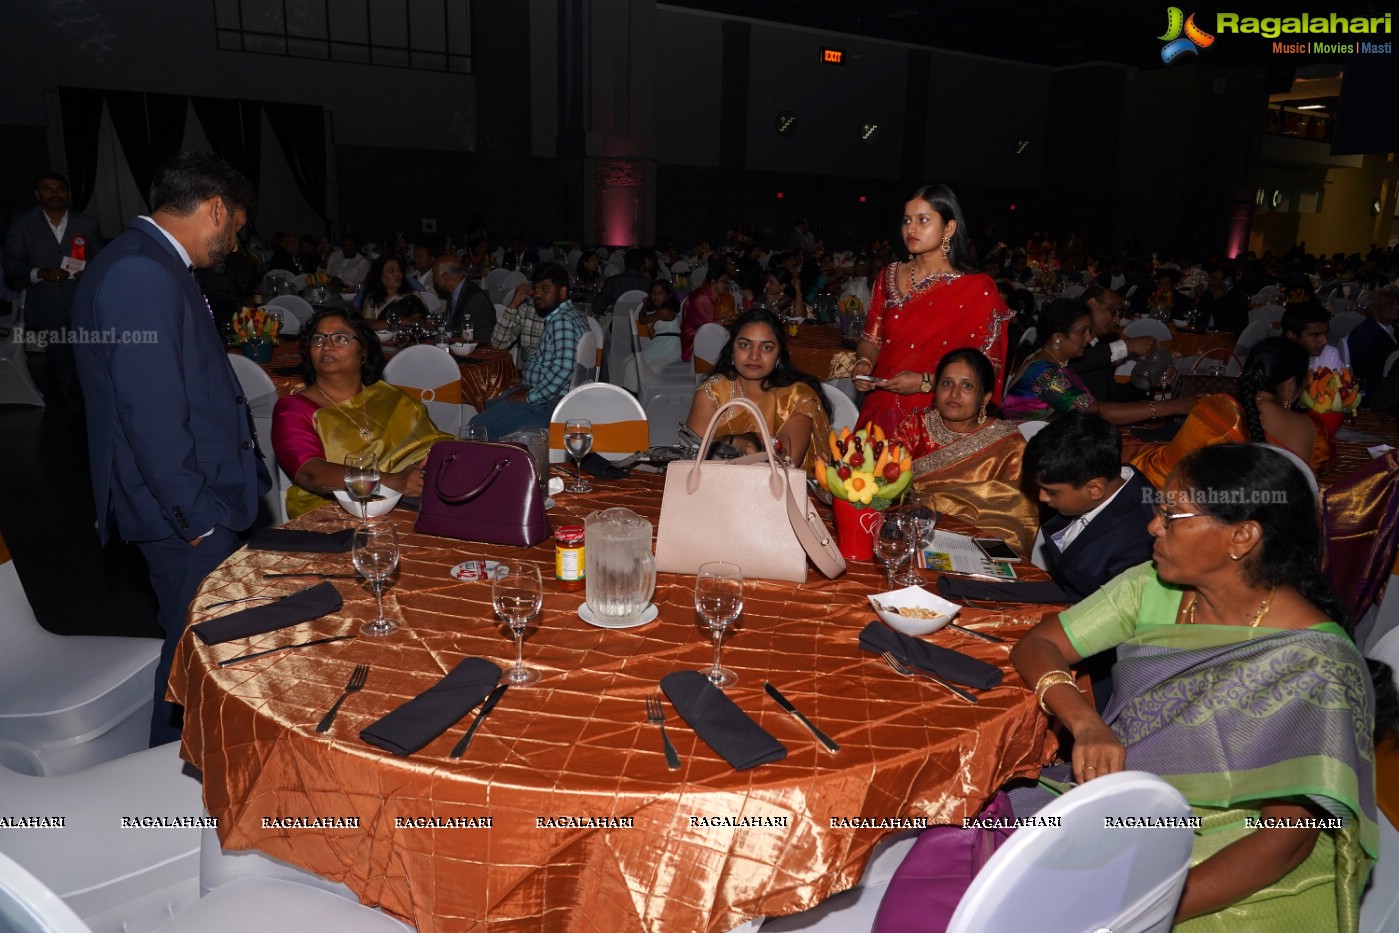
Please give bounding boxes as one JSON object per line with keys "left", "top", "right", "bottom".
{"left": 1012, "top": 444, "right": 1380, "bottom": 931}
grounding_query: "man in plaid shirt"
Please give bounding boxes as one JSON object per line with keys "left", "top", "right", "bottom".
{"left": 491, "top": 279, "right": 548, "bottom": 368}
{"left": 469, "top": 262, "right": 587, "bottom": 436}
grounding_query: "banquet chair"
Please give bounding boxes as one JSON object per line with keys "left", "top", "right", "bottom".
{"left": 690, "top": 265, "right": 708, "bottom": 287}
{"left": 266, "top": 307, "right": 300, "bottom": 336}
{"left": 586, "top": 316, "right": 606, "bottom": 381}
{"left": 1115, "top": 360, "right": 1137, "bottom": 379}
{"left": 0, "top": 324, "right": 45, "bottom": 407}
{"left": 266, "top": 294, "right": 313, "bottom": 325}
{"left": 571, "top": 329, "right": 599, "bottom": 388}
{"left": 1123, "top": 318, "right": 1171, "bottom": 341}
{"left": 603, "top": 264, "right": 620, "bottom": 279}
{"left": 1331, "top": 310, "right": 1366, "bottom": 346}
{"left": 260, "top": 269, "right": 299, "bottom": 295}
{"left": 693, "top": 322, "right": 729, "bottom": 376}
{"left": 0, "top": 741, "right": 202, "bottom": 931}
{"left": 1248, "top": 303, "right": 1285, "bottom": 327}
{"left": 497, "top": 270, "right": 528, "bottom": 306}
{"left": 227, "top": 354, "right": 287, "bottom": 525}
{"left": 1251, "top": 285, "right": 1282, "bottom": 305}
{"left": 1358, "top": 290, "right": 1376, "bottom": 309}
{"left": 1359, "top": 627, "right": 1399, "bottom": 933}
{"left": 1329, "top": 296, "right": 1356, "bottom": 316}
{"left": 606, "top": 289, "right": 648, "bottom": 390}
{"left": 537, "top": 247, "right": 556, "bottom": 264}
{"left": 491, "top": 247, "right": 504, "bottom": 265}
{"left": 0, "top": 852, "right": 415, "bottom": 933}
{"left": 605, "top": 254, "right": 625, "bottom": 275}
{"left": 757, "top": 833, "right": 920, "bottom": 932}
{"left": 631, "top": 306, "right": 696, "bottom": 448}
{"left": 1384, "top": 349, "right": 1399, "bottom": 379}
{"left": 1017, "top": 421, "right": 1049, "bottom": 441}
{"left": 1060, "top": 284, "right": 1085, "bottom": 299}
{"left": 1232, "top": 320, "right": 1272, "bottom": 361}
{"left": 1261, "top": 443, "right": 1319, "bottom": 504}
{"left": 548, "top": 383, "right": 648, "bottom": 463}
{"left": 670, "top": 260, "right": 690, "bottom": 275}
{"left": 483, "top": 268, "right": 511, "bottom": 305}
{"left": 946, "top": 772, "right": 1193, "bottom": 933}
{"left": 0, "top": 533, "right": 158, "bottom": 776}
{"left": 418, "top": 290, "right": 442, "bottom": 314}
{"left": 383, "top": 345, "right": 473, "bottom": 438}
{"left": 821, "top": 382, "right": 860, "bottom": 433}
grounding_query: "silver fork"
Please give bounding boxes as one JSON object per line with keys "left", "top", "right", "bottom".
{"left": 880, "top": 651, "right": 978, "bottom": 704}
{"left": 645, "top": 694, "right": 681, "bottom": 770}
{"left": 316, "top": 663, "right": 370, "bottom": 732}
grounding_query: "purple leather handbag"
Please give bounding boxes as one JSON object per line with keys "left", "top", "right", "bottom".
{"left": 414, "top": 441, "right": 550, "bottom": 547}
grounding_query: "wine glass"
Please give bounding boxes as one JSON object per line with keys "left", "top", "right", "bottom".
{"left": 343, "top": 449, "right": 380, "bottom": 523}
{"left": 695, "top": 561, "right": 743, "bottom": 688}
{"left": 354, "top": 522, "right": 400, "bottom": 637}
{"left": 873, "top": 513, "right": 912, "bottom": 588}
{"left": 564, "top": 418, "right": 593, "bottom": 493}
{"left": 459, "top": 423, "right": 489, "bottom": 441}
{"left": 894, "top": 503, "right": 937, "bottom": 586}
{"left": 493, "top": 562, "right": 543, "bottom": 685}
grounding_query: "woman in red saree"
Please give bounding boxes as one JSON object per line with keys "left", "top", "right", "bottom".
{"left": 854, "top": 184, "right": 1012, "bottom": 435}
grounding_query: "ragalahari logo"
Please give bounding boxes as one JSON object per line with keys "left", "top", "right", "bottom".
{"left": 1159, "top": 7, "right": 1216, "bottom": 62}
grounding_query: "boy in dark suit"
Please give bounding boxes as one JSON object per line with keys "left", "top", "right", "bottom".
{"left": 1024, "top": 411, "right": 1157, "bottom": 710}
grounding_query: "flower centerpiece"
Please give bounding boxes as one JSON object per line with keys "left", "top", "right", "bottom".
{"left": 233, "top": 306, "right": 281, "bottom": 363}
{"left": 814, "top": 424, "right": 912, "bottom": 560}
{"left": 1299, "top": 366, "right": 1361, "bottom": 439}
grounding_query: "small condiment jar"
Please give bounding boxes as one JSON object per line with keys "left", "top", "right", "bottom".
{"left": 555, "top": 525, "right": 585, "bottom": 591}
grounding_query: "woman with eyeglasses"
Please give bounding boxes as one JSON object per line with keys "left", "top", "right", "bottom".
{"left": 1002, "top": 444, "right": 1388, "bottom": 931}
{"left": 271, "top": 307, "right": 450, "bottom": 517}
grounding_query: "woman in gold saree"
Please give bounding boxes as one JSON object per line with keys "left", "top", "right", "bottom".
{"left": 271, "top": 308, "right": 450, "bottom": 518}
{"left": 894, "top": 348, "right": 1038, "bottom": 555}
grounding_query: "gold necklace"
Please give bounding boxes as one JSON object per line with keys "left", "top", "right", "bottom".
{"left": 312, "top": 383, "right": 374, "bottom": 441}
{"left": 906, "top": 261, "right": 960, "bottom": 295}
{"left": 1186, "top": 586, "right": 1277, "bottom": 627}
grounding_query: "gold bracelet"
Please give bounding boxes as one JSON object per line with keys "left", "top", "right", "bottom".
{"left": 1034, "top": 671, "right": 1077, "bottom": 715}
{"left": 1148, "top": 400, "right": 1157, "bottom": 419}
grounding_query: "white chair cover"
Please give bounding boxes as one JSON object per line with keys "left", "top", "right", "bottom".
{"left": 418, "top": 290, "right": 442, "bottom": 314}
{"left": 265, "top": 307, "right": 300, "bottom": 336}
{"left": 496, "top": 271, "right": 528, "bottom": 306}
{"left": 1331, "top": 310, "right": 1366, "bottom": 345}
{"left": 606, "top": 290, "right": 648, "bottom": 391}
{"left": 821, "top": 382, "right": 859, "bottom": 434}
{"left": 0, "top": 742, "right": 202, "bottom": 931}
{"left": 669, "top": 260, "right": 690, "bottom": 275}
{"left": 1329, "top": 296, "right": 1356, "bottom": 316}
{"left": 948, "top": 772, "right": 1194, "bottom": 933}
{"left": 756, "top": 833, "right": 919, "bottom": 932}
{"left": 572, "top": 329, "right": 599, "bottom": 389}
{"left": 260, "top": 269, "right": 299, "bottom": 295}
{"left": 1060, "top": 284, "right": 1086, "bottom": 299}
{"left": 265, "top": 294, "right": 313, "bottom": 325}
{"left": 1017, "top": 420, "right": 1049, "bottom": 441}
{"left": 1251, "top": 285, "right": 1282, "bottom": 304}
{"left": 1260, "top": 442, "right": 1319, "bottom": 505}
{"left": 690, "top": 265, "right": 708, "bottom": 287}
{"left": 692, "top": 322, "right": 729, "bottom": 374}
{"left": 0, "top": 548, "right": 157, "bottom": 776}
{"left": 565, "top": 249, "right": 583, "bottom": 272}
{"left": 548, "top": 383, "right": 648, "bottom": 463}
{"left": 1123, "top": 318, "right": 1171, "bottom": 341}
{"left": 1247, "top": 304, "right": 1284, "bottom": 327}
{"left": 227, "top": 354, "right": 287, "bottom": 525}
{"left": 631, "top": 304, "right": 695, "bottom": 448}
{"left": 161, "top": 877, "right": 415, "bottom": 932}
{"left": 0, "top": 328, "right": 44, "bottom": 407}
{"left": 483, "top": 269, "right": 511, "bottom": 305}
{"left": 1016, "top": 326, "right": 1037, "bottom": 348}
{"left": 383, "top": 345, "right": 471, "bottom": 437}
{"left": 1233, "top": 319, "right": 1273, "bottom": 360}
{"left": 1384, "top": 349, "right": 1399, "bottom": 378}
{"left": 0, "top": 850, "right": 89, "bottom": 933}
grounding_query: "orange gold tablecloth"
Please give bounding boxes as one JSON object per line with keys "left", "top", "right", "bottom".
{"left": 1163, "top": 326, "right": 1235, "bottom": 360}
{"left": 170, "top": 478, "right": 1061, "bottom": 933}
{"left": 787, "top": 325, "right": 857, "bottom": 380}
{"left": 240, "top": 339, "right": 520, "bottom": 413}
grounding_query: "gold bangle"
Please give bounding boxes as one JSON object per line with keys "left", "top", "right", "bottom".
{"left": 1033, "top": 671, "right": 1077, "bottom": 715}
{"left": 1148, "top": 400, "right": 1157, "bottom": 420}
{"left": 1032, "top": 670, "right": 1073, "bottom": 696}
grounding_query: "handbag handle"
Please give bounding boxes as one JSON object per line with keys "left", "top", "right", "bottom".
{"left": 434, "top": 448, "right": 514, "bottom": 503}
{"left": 687, "top": 396, "right": 785, "bottom": 501}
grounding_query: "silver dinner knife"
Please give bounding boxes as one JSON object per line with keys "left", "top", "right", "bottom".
{"left": 450, "top": 684, "right": 509, "bottom": 758}
{"left": 763, "top": 682, "right": 840, "bottom": 753}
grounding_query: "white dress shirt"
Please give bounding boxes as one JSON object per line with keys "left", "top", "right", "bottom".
{"left": 1050, "top": 467, "right": 1134, "bottom": 552}
{"left": 29, "top": 211, "right": 71, "bottom": 282}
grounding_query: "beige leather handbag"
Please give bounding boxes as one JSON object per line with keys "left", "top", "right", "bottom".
{"left": 654, "top": 397, "right": 846, "bottom": 582}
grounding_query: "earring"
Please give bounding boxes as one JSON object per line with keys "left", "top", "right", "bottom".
{"left": 1230, "top": 553, "right": 1240, "bottom": 561}
{"left": 977, "top": 406, "right": 987, "bottom": 425}
{"left": 940, "top": 236, "right": 951, "bottom": 256}
{"left": 1053, "top": 339, "right": 1061, "bottom": 349}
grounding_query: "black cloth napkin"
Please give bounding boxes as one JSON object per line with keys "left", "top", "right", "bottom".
{"left": 359, "top": 658, "right": 503, "bottom": 757}
{"left": 858, "top": 621, "right": 1003, "bottom": 690}
{"left": 248, "top": 527, "right": 355, "bottom": 553}
{"left": 581, "top": 452, "right": 628, "bottom": 480}
{"left": 192, "top": 582, "right": 343, "bottom": 645}
{"left": 935, "top": 577, "right": 1071, "bottom": 605}
{"left": 661, "top": 670, "right": 787, "bottom": 770}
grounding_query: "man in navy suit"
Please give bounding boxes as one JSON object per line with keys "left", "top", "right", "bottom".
{"left": 1348, "top": 289, "right": 1398, "bottom": 400}
{"left": 1024, "top": 411, "right": 1156, "bottom": 710}
{"left": 3, "top": 171, "right": 104, "bottom": 414}
{"left": 72, "top": 151, "right": 265, "bottom": 745}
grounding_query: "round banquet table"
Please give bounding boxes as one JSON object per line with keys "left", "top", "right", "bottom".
{"left": 1163, "top": 325, "right": 1236, "bottom": 361}
{"left": 785, "top": 324, "right": 858, "bottom": 380}
{"left": 169, "top": 477, "right": 1061, "bottom": 933}
{"left": 240, "top": 338, "right": 520, "bottom": 413}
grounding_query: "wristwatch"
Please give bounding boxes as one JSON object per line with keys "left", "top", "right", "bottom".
{"left": 920, "top": 372, "right": 932, "bottom": 393}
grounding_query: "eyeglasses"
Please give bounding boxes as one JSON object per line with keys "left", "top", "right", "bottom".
{"left": 309, "top": 332, "right": 358, "bottom": 347}
{"left": 1154, "top": 505, "right": 1209, "bottom": 525}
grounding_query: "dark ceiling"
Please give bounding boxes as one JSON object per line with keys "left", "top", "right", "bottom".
{"left": 664, "top": 0, "right": 1394, "bottom": 69}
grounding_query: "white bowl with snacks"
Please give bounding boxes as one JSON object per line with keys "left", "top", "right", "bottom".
{"left": 333, "top": 487, "right": 402, "bottom": 519}
{"left": 868, "top": 585, "right": 961, "bottom": 636}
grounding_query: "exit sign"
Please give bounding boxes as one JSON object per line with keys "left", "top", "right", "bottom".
{"left": 821, "top": 47, "right": 846, "bottom": 65}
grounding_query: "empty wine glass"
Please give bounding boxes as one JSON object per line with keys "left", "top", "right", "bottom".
{"left": 695, "top": 561, "right": 743, "bottom": 688}
{"left": 493, "top": 562, "right": 543, "bottom": 685}
{"left": 894, "top": 503, "right": 937, "bottom": 586}
{"left": 343, "top": 449, "right": 380, "bottom": 523}
{"left": 564, "top": 418, "right": 593, "bottom": 493}
{"left": 873, "top": 512, "right": 912, "bottom": 587}
{"left": 459, "top": 423, "right": 489, "bottom": 441}
{"left": 354, "top": 522, "right": 400, "bottom": 637}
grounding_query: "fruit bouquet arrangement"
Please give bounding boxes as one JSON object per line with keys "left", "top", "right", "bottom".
{"left": 814, "top": 424, "right": 912, "bottom": 510}
{"left": 1299, "top": 366, "right": 1361, "bottom": 414}
{"left": 839, "top": 293, "right": 866, "bottom": 315}
{"left": 232, "top": 306, "right": 282, "bottom": 343}
{"left": 305, "top": 270, "right": 330, "bottom": 289}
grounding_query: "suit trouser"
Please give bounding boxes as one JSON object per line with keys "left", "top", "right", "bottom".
{"left": 137, "top": 526, "right": 239, "bottom": 746}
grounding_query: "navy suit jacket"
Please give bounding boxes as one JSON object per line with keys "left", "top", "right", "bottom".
{"left": 1347, "top": 316, "right": 1398, "bottom": 393}
{"left": 3, "top": 206, "right": 104, "bottom": 328}
{"left": 1040, "top": 468, "right": 1156, "bottom": 603}
{"left": 72, "top": 218, "right": 263, "bottom": 544}
{"left": 1069, "top": 337, "right": 1117, "bottom": 400}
